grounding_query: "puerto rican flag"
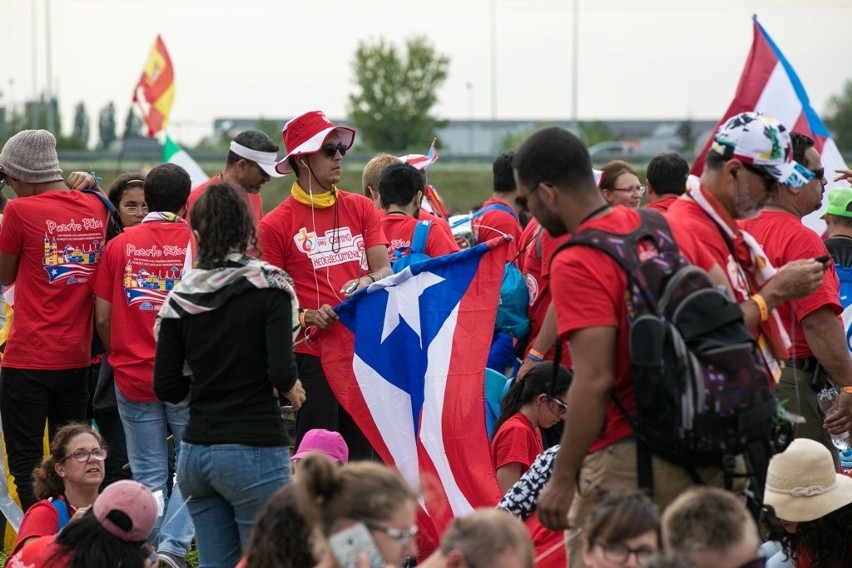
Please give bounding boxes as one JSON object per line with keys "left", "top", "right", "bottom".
{"left": 692, "top": 16, "right": 849, "bottom": 234}
{"left": 319, "top": 238, "right": 506, "bottom": 554}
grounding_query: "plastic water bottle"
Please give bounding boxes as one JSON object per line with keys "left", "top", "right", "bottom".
{"left": 840, "top": 448, "right": 852, "bottom": 477}
{"left": 817, "top": 386, "right": 850, "bottom": 450}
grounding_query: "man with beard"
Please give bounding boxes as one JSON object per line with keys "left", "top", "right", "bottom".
{"left": 187, "top": 129, "right": 282, "bottom": 224}
{"left": 740, "top": 132, "right": 852, "bottom": 460}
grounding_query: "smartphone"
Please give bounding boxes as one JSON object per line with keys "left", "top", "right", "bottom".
{"left": 344, "top": 281, "right": 359, "bottom": 295}
{"left": 328, "top": 523, "right": 385, "bottom": 568}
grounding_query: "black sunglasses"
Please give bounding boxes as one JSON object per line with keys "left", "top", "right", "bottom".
{"left": 809, "top": 166, "right": 825, "bottom": 180}
{"left": 742, "top": 163, "right": 780, "bottom": 192}
{"left": 321, "top": 143, "right": 348, "bottom": 158}
{"left": 516, "top": 182, "right": 540, "bottom": 212}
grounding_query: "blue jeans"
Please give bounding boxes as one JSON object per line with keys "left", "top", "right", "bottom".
{"left": 116, "top": 388, "right": 194, "bottom": 556}
{"left": 177, "top": 442, "right": 291, "bottom": 568}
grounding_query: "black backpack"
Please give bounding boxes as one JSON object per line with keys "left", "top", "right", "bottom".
{"left": 558, "top": 209, "right": 778, "bottom": 470}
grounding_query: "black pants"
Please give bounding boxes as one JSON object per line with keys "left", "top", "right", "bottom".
{"left": 0, "top": 367, "right": 88, "bottom": 511}
{"left": 295, "top": 354, "right": 374, "bottom": 461}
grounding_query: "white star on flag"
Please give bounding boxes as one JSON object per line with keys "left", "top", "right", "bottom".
{"left": 381, "top": 271, "right": 444, "bottom": 347}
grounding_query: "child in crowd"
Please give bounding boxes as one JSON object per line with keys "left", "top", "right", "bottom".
{"left": 582, "top": 492, "right": 660, "bottom": 568}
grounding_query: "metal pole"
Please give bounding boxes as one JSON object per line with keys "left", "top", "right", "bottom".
{"left": 45, "top": 0, "right": 55, "bottom": 133}
{"left": 571, "top": 0, "right": 579, "bottom": 133}
{"left": 31, "top": 0, "right": 38, "bottom": 100}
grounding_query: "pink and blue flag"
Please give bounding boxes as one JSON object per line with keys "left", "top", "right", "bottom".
{"left": 692, "top": 16, "right": 849, "bottom": 233}
{"left": 319, "top": 238, "right": 507, "bottom": 552}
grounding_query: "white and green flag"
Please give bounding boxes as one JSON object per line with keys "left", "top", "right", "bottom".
{"left": 162, "top": 133, "right": 209, "bottom": 188}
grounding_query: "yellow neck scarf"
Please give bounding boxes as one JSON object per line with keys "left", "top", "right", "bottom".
{"left": 290, "top": 181, "right": 338, "bottom": 209}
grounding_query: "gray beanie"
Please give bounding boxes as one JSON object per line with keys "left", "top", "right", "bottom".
{"left": 0, "top": 129, "right": 64, "bottom": 184}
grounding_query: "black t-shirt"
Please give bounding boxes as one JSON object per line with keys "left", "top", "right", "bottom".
{"left": 826, "top": 236, "right": 852, "bottom": 268}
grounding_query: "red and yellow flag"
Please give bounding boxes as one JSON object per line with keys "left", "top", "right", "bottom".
{"left": 132, "top": 35, "right": 175, "bottom": 137}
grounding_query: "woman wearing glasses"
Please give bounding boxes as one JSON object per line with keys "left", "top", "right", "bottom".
{"left": 581, "top": 492, "right": 660, "bottom": 568}
{"left": 599, "top": 160, "right": 644, "bottom": 209}
{"left": 9, "top": 422, "right": 107, "bottom": 557}
{"left": 296, "top": 453, "right": 419, "bottom": 567}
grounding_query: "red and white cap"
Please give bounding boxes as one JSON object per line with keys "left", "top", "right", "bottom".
{"left": 275, "top": 111, "right": 356, "bottom": 175}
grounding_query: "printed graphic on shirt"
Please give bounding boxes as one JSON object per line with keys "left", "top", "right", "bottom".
{"left": 122, "top": 243, "right": 190, "bottom": 311}
{"left": 293, "top": 226, "right": 367, "bottom": 270}
{"left": 42, "top": 216, "right": 105, "bottom": 284}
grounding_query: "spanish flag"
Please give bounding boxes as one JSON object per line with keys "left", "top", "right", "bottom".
{"left": 132, "top": 35, "right": 175, "bottom": 137}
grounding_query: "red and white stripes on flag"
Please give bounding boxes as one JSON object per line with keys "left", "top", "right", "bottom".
{"left": 692, "top": 16, "right": 849, "bottom": 234}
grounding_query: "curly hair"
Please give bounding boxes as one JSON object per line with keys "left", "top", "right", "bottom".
{"left": 295, "top": 454, "right": 417, "bottom": 538}
{"left": 242, "top": 484, "right": 316, "bottom": 568}
{"left": 191, "top": 182, "right": 258, "bottom": 268}
{"left": 33, "top": 422, "right": 105, "bottom": 501}
{"left": 781, "top": 502, "right": 852, "bottom": 567}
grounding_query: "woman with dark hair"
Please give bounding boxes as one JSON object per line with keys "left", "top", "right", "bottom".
{"left": 6, "top": 479, "right": 159, "bottom": 568}
{"left": 238, "top": 484, "right": 316, "bottom": 568}
{"left": 296, "top": 454, "right": 419, "bottom": 567}
{"left": 581, "top": 492, "right": 660, "bottom": 568}
{"left": 599, "top": 160, "right": 644, "bottom": 208}
{"left": 764, "top": 438, "right": 852, "bottom": 567}
{"left": 491, "top": 362, "right": 572, "bottom": 493}
{"left": 8, "top": 423, "right": 106, "bottom": 558}
{"left": 154, "top": 182, "right": 305, "bottom": 568}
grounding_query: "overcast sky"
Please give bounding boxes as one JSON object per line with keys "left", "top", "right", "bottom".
{"left": 3, "top": 0, "right": 851, "bottom": 145}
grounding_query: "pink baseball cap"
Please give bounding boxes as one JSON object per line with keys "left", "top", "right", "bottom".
{"left": 93, "top": 480, "right": 158, "bottom": 542}
{"left": 292, "top": 428, "right": 349, "bottom": 465}
{"left": 275, "top": 111, "right": 356, "bottom": 175}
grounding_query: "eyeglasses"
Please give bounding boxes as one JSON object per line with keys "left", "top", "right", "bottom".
{"left": 609, "top": 185, "right": 645, "bottom": 194}
{"left": 809, "top": 167, "right": 825, "bottom": 181}
{"left": 122, "top": 204, "right": 149, "bottom": 214}
{"left": 548, "top": 396, "right": 568, "bottom": 415}
{"left": 516, "top": 182, "right": 540, "bottom": 212}
{"left": 365, "top": 522, "right": 418, "bottom": 547}
{"left": 320, "top": 143, "right": 348, "bottom": 158}
{"left": 593, "top": 541, "right": 657, "bottom": 564}
{"left": 62, "top": 448, "right": 108, "bottom": 463}
{"left": 741, "top": 163, "right": 780, "bottom": 193}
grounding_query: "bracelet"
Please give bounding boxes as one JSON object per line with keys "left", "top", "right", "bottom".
{"left": 526, "top": 350, "right": 544, "bottom": 362}
{"left": 751, "top": 293, "right": 768, "bottom": 323}
{"left": 842, "top": 386, "right": 852, "bottom": 395}
{"left": 298, "top": 309, "right": 307, "bottom": 329}
{"left": 528, "top": 348, "right": 545, "bottom": 360}
{"left": 368, "top": 272, "right": 380, "bottom": 283}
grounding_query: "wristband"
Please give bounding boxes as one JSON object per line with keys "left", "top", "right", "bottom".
{"left": 842, "top": 386, "right": 852, "bottom": 395}
{"left": 368, "top": 272, "right": 380, "bottom": 283}
{"left": 526, "top": 350, "right": 544, "bottom": 362}
{"left": 298, "top": 310, "right": 307, "bottom": 329}
{"left": 751, "top": 293, "right": 768, "bottom": 323}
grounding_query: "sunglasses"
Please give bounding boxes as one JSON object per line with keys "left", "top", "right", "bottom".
{"left": 321, "top": 143, "right": 348, "bottom": 158}
{"left": 516, "top": 182, "right": 541, "bottom": 212}
{"left": 809, "top": 166, "right": 825, "bottom": 180}
{"left": 742, "top": 163, "right": 780, "bottom": 193}
{"left": 548, "top": 396, "right": 568, "bottom": 415}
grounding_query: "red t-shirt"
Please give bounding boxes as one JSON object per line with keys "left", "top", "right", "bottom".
{"left": 0, "top": 191, "right": 108, "bottom": 369}
{"left": 418, "top": 210, "right": 456, "bottom": 246}
{"left": 381, "top": 213, "right": 459, "bottom": 259}
{"left": 666, "top": 197, "right": 752, "bottom": 303}
{"left": 740, "top": 210, "right": 841, "bottom": 359}
{"left": 473, "top": 198, "right": 522, "bottom": 259}
{"left": 11, "top": 497, "right": 74, "bottom": 558}
{"left": 491, "top": 412, "right": 543, "bottom": 472}
{"left": 551, "top": 206, "right": 716, "bottom": 452}
{"left": 257, "top": 191, "right": 388, "bottom": 356}
{"left": 644, "top": 194, "right": 679, "bottom": 213}
{"left": 91, "top": 218, "right": 193, "bottom": 401}
{"left": 187, "top": 174, "right": 264, "bottom": 224}
{"left": 518, "top": 219, "right": 572, "bottom": 367}
{"left": 6, "top": 534, "right": 73, "bottom": 568}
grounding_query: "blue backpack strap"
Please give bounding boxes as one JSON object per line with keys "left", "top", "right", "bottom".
{"left": 410, "top": 221, "right": 432, "bottom": 254}
{"left": 51, "top": 496, "right": 71, "bottom": 531}
{"left": 450, "top": 203, "right": 518, "bottom": 229}
{"left": 81, "top": 188, "right": 123, "bottom": 234}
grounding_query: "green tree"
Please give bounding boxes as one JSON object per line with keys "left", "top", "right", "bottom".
{"left": 578, "top": 121, "right": 617, "bottom": 148}
{"left": 826, "top": 80, "right": 852, "bottom": 152}
{"left": 256, "top": 118, "right": 283, "bottom": 146}
{"left": 348, "top": 36, "right": 449, "bottom": 152}
{"left": 123, "top": 107, "right": 144, "bottom": 139}
{"left": 71, "top": 101, "right": 90, "bottom": 148}
{"left": 98, "top": 102, "right": 117, "bottom": 150}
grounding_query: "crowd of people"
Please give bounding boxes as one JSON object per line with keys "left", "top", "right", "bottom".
{"left": 0, "top": 106, "right": 850, "bottom": 567}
